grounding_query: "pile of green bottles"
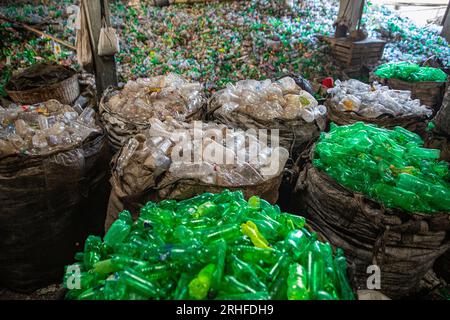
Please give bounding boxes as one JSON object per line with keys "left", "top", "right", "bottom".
{"left": 62, "top": 190, "right": 354, "bottom": 300}
{"left": 314, "top": 122, "right": 450, "bottom": 213}
{"left": 374, "top": 62, "right": 448, "bottom": 83}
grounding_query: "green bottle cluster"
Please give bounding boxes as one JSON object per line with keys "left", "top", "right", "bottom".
{"left": 374, "top": 62, "right": 448, "bottom": 83}
{"left": 314, "top": 122, "right": 450, "bottom": 213}
{"left": 63, "top": 190, "right": 354, "bottom": 300}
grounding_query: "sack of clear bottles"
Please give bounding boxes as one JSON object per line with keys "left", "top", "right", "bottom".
{"left": 328, "top": 79, "right": 432, "bottom": 118}
{"left": 207, "top": 76, "right": 327, "bottom": 162}
{"left": 211, "top": 77, "right": 326, "bottom": 123}
{"left": 0, "top": 98, "right": 109, "bottom": 291}
{"left": 106, "top": 117, "right": 289, "bottom": 228}
{"left": 0, "top": 99, "right": 101, "bottom": 158}
{"left": 100, "top": 73, "right": 206, "bottom": 151}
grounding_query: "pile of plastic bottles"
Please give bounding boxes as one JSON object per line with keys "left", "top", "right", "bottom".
{"left": 105, "top": 73, "right": 205, "bottom": 123}
{"left": 374, "top": 62, "right": 448, "bottom": 83}
{"left": 0, "top": 100, "right": 100, "bottom": 157}
{"left": 116, "top": 117, "right": 289, "bottom": 186}
{"left": 214, "top": 77, "right": 326, "bottom": 122}
{"left": 2, "top": 0, "right": 450, "bottom": 96}
{"left": 314, "top": 122, "right": 450, "bottom": 213}
{"left": 328, "top": 79, "right": 432, "bottom": 118}
{"left": 63, "top": 190, "right": 355, "bottom": 300}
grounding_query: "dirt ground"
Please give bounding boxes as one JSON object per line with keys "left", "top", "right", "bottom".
{"left": 0, "top": 284, "right": 66, "bottom": 300}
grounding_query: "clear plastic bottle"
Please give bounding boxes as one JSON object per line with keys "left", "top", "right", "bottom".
{"left": 116, "top": 138, "right": 140, "bottom": 175}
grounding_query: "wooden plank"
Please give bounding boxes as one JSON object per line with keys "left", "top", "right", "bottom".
{"left": 333, "top": 46, "right": 384, "bottom": 56}
{"left": 84, "top": 0, "right": 118, "bottom": 101}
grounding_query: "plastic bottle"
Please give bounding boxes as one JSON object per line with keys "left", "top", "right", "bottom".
{"left": 287, "top": 263, "right": 309, "bottom": 300}
{"left": 188, "top": 263, "right": 216, "bottom": 300}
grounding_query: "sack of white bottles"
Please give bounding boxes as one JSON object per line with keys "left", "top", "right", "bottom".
{"left": 0, "top": 99, "right": 110, "bottom": 291}
{"left": 106, "top": 117, "right": 289, "bottom": 230}
{"left": 99, "top": 73, "right": 206, "bottom": 152}
{"left": 326, "top": 79, "right": 433, "bottom": 135}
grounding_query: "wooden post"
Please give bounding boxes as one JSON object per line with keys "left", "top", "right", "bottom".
{"left": 442, "top": 1, "right": 450, "bottom": 42}
{"left": 84, "top": 0, "right": 118, "bottom": 100}
{"left": 335, "top": 0, "right": 365, "bottom": 38}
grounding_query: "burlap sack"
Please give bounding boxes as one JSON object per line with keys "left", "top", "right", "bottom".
{"left": 105, "top": 141, "right": 284, "bottom": 230}
{"left": 293, "top": 146, "right": 450, "bottom": 299}
{"left": 0, "top": 132, "right": 110, "bottom": 292}
{"left": 326, "top": 100, "right": 429, "bottom": 137}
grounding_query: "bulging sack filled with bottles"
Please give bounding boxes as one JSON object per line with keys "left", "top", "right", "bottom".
{"left": 63, "top": 190, "right": 355, "bottom": 300}
{"left": 294, "top": 122, "right": 450, "bottom": 298}
{"left": 99, "top": 73, "right": 206, "bottom": 152}
{"left": 0, "top": 100, "right": 110, "bottom": 291}
{"left": 207, "top": 76, "right": 327, "bottom": 161}
{"left": 374, "top": 62, "right": 448, "bottom": 83}
{"left": 0, "top": 100, "right": 101, "bottom": 157}
{"left": 425, "top": 86, "right": 450, "bottom": 163}
{"left": 326, "top": 79, "right": 432, "bottom": 134}
{"left": 106, "top": 117, "right": 289, "bottom": 229}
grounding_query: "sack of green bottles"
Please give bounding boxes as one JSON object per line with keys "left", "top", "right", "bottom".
{"left": 106, "top": 118, "right": 289, "bottom": 230}
{"left": 63, "top": 190, "right": 356, "bottom": 300}
{"left": 374, "top": 62, "right": 448, "bottom": 83}
{"left": 294, "top": 122, "right": 450, "bottom": 298}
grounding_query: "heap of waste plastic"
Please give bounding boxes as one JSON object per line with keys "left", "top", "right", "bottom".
{"left": 104, "top": 73, "right": 205, "bottom": 123}
{"left": 314, "top": 122, "right": 450, "bottom": 213}
{"left": 115, "top": 117, "right": 289, "bottom": 186}
{"left": 214, "top": 77, "right": 326, "bottom": 122}
{"left": 374, "top": 62, "right": 448, "bottom": 83}
{"left": 0, "top": 99, "right": 100, "bottom": 157}
{"left": 63, "top": 190, "right": 355, "bottom": 300}
{"left": 328, "top": 79, "right": 432, "bottom": 118}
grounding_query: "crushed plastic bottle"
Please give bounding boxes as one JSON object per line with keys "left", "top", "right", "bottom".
{"left": 328, "top": 79, "right": 432, "bottom": 118}
{"left": 63, "top": 190, "right": 354, "bottom": 300}
{"left": 313, "top": 122, "right": 450, "bottom": 213}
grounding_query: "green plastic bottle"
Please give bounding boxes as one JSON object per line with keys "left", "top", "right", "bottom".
{"left": 287, "top": 263, "right": 309, "bottom": 300}
{"left": 188, "top": 263, "right": 216, "bottom": 300}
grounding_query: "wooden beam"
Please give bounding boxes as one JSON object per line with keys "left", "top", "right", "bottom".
{"left": 442, "top": 1, "right": 450, "bottom": 42}
{"left": 83, "top": 0, "right": 118, "bottom": 101}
